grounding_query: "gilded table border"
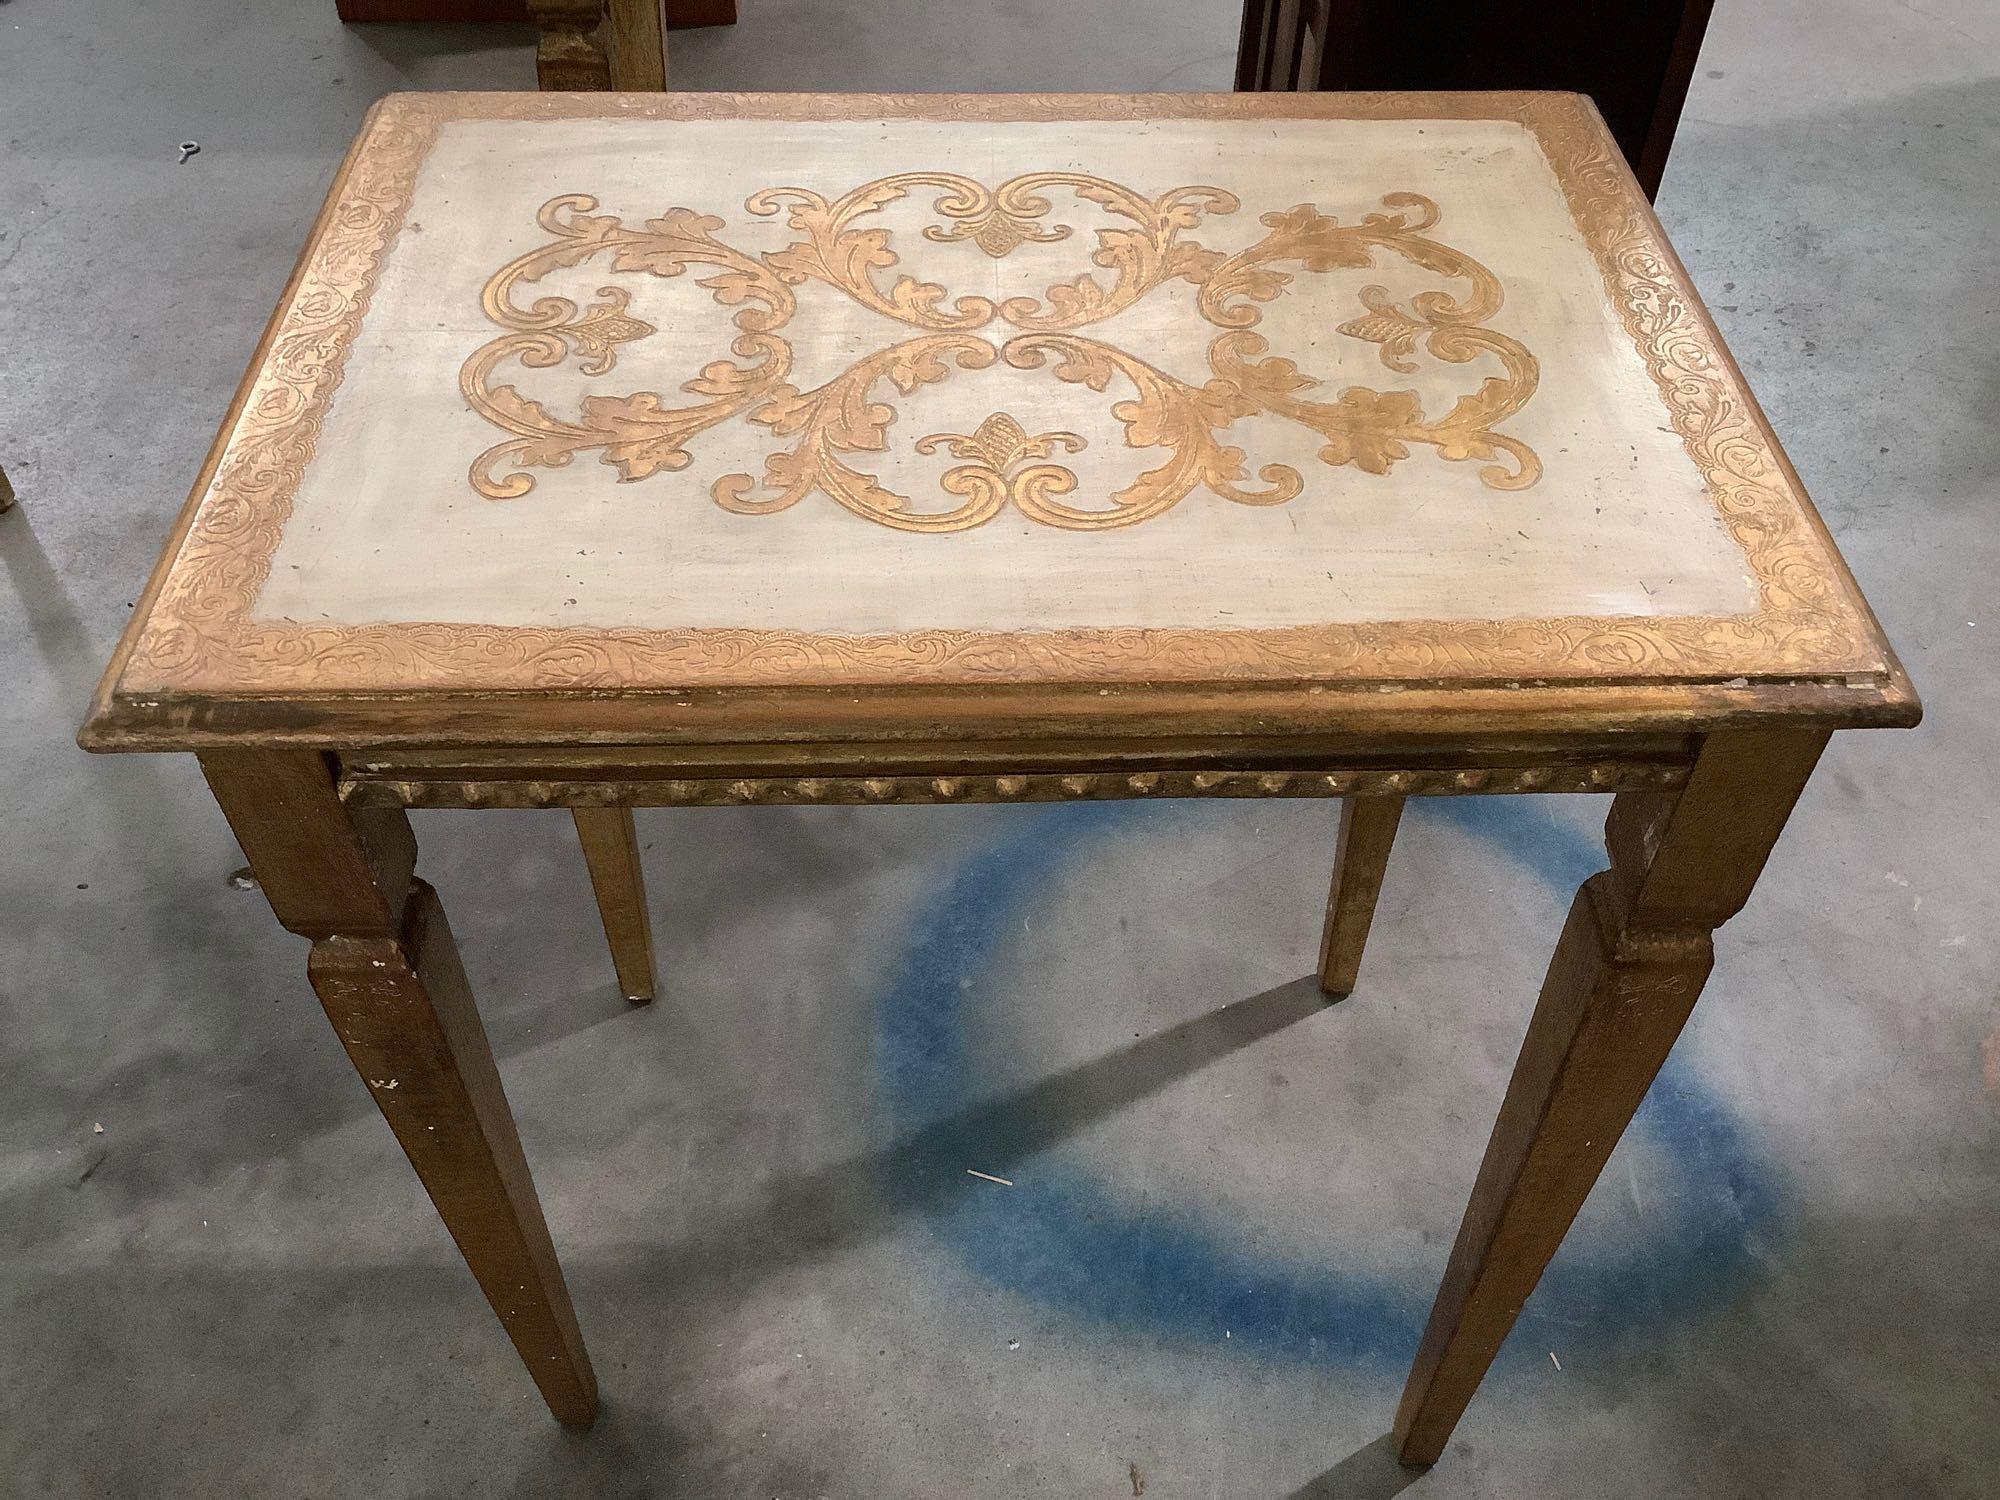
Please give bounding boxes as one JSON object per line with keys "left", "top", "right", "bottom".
{"left": 119, "top": 91, "right": 1889, "bottom": 698}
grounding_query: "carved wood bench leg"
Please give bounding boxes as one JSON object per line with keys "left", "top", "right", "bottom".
{"left": 607, "top": 0, "right": 667, "bottom": 88}
{"left": 1317, "top": 794, "right": 1404, "bottom": 999}
{"left": 199, "top": 749, "right": 599, "bottom": 1427}
{"left": 529, "top": 0, "right": 612, "bottom": 89}
{"left": 529, "top": 0, "right": 667, "bottom": 90}
{"left": 571, "top": 806, "right": 658, "bottom": 1003}
{"left": 1391, "top": 727, "right": 1828, "bottom": 1466}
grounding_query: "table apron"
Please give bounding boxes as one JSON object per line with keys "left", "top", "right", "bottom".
{"left": 336, "top": 738, "right": 1696, "bottom": 809}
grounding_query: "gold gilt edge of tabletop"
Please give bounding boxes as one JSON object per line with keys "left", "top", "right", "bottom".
{"left": 85, "top": 90, "right": 1915, "bottom": 751}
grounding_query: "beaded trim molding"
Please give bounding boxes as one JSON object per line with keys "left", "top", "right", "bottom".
{"left": 340, "top": 761, "right": 1690, "bottom": 809}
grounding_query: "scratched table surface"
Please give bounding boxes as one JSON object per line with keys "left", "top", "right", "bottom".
{"left": 89, "top": 91, "right": 1901, "bottom": 745}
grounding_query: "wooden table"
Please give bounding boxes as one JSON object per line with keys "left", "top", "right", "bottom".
{"left": 81, "top": 90, "right": 1916, "bottom": 1467}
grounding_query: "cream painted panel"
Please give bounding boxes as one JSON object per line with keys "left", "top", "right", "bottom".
{"left": 256, "top": 116, "right": 1758, "bottom": 632}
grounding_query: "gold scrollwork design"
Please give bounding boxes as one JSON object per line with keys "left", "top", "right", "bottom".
{"left": 913, "top": 414, "right": 1088, "bottom": 523}
{"left": 987, "top": 176, "right": 1238, "bottom": 330}
{"left": 1201, "top": 195, "right": 1542, "bottom": 489}
{"left": 750, "top": 176, "right": 997, "bottom": 330}
{"left": 458, "top": 178, "right": 1543, "bottom": 528}
{"left": 922, "top": 181, "right": 1074, "bottom": 258}
{"left": 710, "top": 335, "right": 1002, "bottom": 533}
{"left": 1000, "top": 334, "right": 1303, "bottom": 528}
{"left": 461, "top": 194, "right": 796, "bottom": 499}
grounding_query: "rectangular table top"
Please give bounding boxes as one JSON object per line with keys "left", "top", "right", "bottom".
{"left": 86, "top": 91, "right": 1912, "bottom": 751}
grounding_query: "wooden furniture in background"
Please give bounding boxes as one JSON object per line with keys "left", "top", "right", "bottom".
{"left": 336, "top": 0, "right": 741, "bottom": 89}
{"left": 649, "top": 0, "right": 733, "bottom": 25}
{"left": 335, "top": 0, "right": 736, "bottom": 28}
{"left": 527, "top": 0, "right": 666, "bottom": 89}
{"left": 1236, "top": 0, "right": 1715, "bottom": 198}
{"left": 337, "top": 0, "right": 526, "bottom": 17}
{"left": 82, "top": 90, "right": 1916, "bottom": 1469}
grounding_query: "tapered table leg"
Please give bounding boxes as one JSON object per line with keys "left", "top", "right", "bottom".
{"left": 1393, "top": 728, "right": 1829, "bottom": 1466}
{"left": 200, "top": 749, "right": 598, "bottom": 1426}
{"left": 572, "top": 805, "right": 657, "bottom": 1003}
{"left": 1318, "top": 795, "right": 1405, "bottom": 999}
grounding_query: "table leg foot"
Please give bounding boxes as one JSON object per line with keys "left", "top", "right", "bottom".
{"left": 1317, "top": 795, "right": 1404, "bottom": 1000}
{"left": 572, "top": 806, "right": 658, "bottom": 1003}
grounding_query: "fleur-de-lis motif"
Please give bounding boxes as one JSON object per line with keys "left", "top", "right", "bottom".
{"left": 917, "top": 413, "right": 1083, "bottom": 471}
{"left": 924, "top": 200, "right": 1071, "bottom": 258}
{"left": 899, "top": 413, "right": 1090, "bottom": 528}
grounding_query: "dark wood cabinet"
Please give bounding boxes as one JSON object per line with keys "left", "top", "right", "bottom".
{"left": 1236, "top": 0, "right": 1715, "bottom": 198}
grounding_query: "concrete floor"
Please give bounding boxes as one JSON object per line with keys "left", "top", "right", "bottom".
{"left": 3, "top": 0, "right": 1997, "bottom": 1495}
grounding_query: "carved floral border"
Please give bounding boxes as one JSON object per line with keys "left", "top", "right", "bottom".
{"left": 122, "top": 91, "right": 1888, "bottom": 696}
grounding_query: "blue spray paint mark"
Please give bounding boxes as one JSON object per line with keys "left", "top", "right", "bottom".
{"left": 875, "top": 798, "right": 1783, "bottom": 1367}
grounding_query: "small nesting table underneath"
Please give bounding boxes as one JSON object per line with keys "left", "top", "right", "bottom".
{"left": 82, "top": 89, "right": 1916, "bottom": 1466}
